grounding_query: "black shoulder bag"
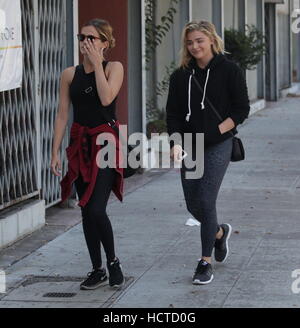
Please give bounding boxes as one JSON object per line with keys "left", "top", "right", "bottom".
{"left": 192, "top": 75, "right": 245, "bottom": 162}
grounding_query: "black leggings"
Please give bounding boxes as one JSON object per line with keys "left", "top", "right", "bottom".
{"left": 181, "top": 137, "right": 233, "bottom": 257}
{"left": 75, "top": 167, "right": 117, "bottom": 269}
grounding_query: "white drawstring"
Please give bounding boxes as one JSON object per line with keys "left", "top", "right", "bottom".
{"left": 201, "top": 68, "right": 210, "bottom": 110}
{"left": 186, "top": 69, "right": 195, "bottom": 122}
{"left": 186, "top": 68, "right": 211, "bottom": 121}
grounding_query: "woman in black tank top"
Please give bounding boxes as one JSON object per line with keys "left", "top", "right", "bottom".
{"left": 70, "top": 61, "right": 117, "bottom": 128}
{"left": 51, "top": 18, "right": 125, "bottom": 290}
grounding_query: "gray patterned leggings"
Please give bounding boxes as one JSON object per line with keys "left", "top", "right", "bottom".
{"left": 180, "top": 137, "right": 233, "bottom": 257}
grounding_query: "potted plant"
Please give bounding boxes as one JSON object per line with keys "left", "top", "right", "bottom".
{"left": 224, "top": 24, "right": 267, "bottom": 71}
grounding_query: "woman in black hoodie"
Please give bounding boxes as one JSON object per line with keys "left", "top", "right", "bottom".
{"left": 166, "top": 21, "right": 250, "bottom": 285}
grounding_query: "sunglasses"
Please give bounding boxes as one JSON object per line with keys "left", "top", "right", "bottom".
{"left": 77, "top": 34, "right": 103, "bottom": 42}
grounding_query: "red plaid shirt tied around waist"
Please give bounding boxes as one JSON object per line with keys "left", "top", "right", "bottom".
{"left": 60, "top": 122, "right": 124, "bottom": 207}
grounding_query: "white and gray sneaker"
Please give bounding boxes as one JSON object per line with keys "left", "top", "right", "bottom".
{"left": 192, "top": 259, "right": 214, "bottom": 285}
{"left": 80, "top": 268, "right": 107, "bottom": 290}
{"left": 214, "top": 223, "right": 232, "bottom": 263}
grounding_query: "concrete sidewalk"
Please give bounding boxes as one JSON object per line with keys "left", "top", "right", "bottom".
{"left": 1, "top": 94, "right": 300, "bottom": 308}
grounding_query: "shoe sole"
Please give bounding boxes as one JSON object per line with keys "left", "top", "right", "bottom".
{"left": 192, "top": 274, "right": 214, "bottom": 285}
{"left": 80, "top": 276, "right": 108, "bottom": 290}
{"left": 219, "top": 223, "right": 232, "bottom": 263}
{"left": 110, "top": 279, "right": 125, "bottom": 289}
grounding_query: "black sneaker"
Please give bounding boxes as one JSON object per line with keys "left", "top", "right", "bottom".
{"left": 80, "top": 268, "right": 107, "bottom": 290}
{"left": 107, "top": 258, "right": 124, "bottom": 288}
{"left": 214, "top": 223, "right": 232, "bottom": 263}
{"left": 192, "top": 259, "right": 214, "bottom": 285}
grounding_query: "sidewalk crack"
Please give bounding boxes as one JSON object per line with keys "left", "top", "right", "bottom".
{"left": 220, "top": 234, "right": 265, "bottom": 308}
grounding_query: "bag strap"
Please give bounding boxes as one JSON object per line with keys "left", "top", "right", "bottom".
{"left": 98, "top": 108, "right": 130, "bottom": 146}
{"left": 191, "top": 74, "right": 235, "bottom": 138}
{"left": 93, "top": 75, "right": 128, "bottom": 144}
{"left": 97, "top": 107, "right": 126, "bottom": 143}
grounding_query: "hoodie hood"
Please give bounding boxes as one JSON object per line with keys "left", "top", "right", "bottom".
{"left": 185, "top": 54, "right": 227, "bottom": 122}
{"left": 188, "top": 53, "right": 226, "bottom": 72}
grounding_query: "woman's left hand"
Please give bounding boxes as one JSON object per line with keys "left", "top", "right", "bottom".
{"left": 218, "top": 124, "right": 225, "bottom": 134}
{"left": 218, "top": 117, "right": 235, "bottom": 134}
{"left": 83, "top": 39, "right": 104, "bottom": 68}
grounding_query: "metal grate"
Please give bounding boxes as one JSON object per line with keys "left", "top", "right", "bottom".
{"left": 38, "top": 0, "right": 68, "bottom": 208}
{"left": 0, "top": 0, "right": 39, "bottom": 210}
{"left": 0, "top": 0, "right": 69, "bottom": 211}
{"left": 43, "top": 292, "right": 77, "bottom": 298}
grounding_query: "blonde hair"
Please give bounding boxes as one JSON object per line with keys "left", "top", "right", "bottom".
{"left": 179, "top": 20, "right": 225, "bottom": 68}
{"left": 83, "top": 18, "right": 116, "bottom": 53}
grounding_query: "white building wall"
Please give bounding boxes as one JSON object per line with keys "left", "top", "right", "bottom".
{"left": 155, "top": 1, "right": 186, "bottom": 111}
{"left": 190, "top": 0, "right": 212, "bottom": 21}
{"left": 246, "top": 0, "right": 258, "bottom": 101}
{"left": 276, "top": 0, "right": 293, "bottom": 89}
{"left": 224, "top": 0, "right": 239, "bottom": 30}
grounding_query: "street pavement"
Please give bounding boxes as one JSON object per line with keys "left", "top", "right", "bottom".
{"left": 0, "top": 92, "right": 300, "bottom": 308}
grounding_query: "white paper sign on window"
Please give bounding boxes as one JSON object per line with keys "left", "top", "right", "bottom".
{"left": 0, "top": 0, "right": 22, "bottom": 92}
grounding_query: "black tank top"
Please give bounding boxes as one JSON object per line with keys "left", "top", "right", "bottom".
{"left": 69, "top": 61, "right": 117, "bottom": 128}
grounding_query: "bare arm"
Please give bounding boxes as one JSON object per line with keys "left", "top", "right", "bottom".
{"left": 51, "top": 67, "right": 74, "bottom": 176}
{"left": 82, "top": 39, "right": 124, "bottom": 106}
{"left": 94, "top": 61, "right": 124, "bottom": 106}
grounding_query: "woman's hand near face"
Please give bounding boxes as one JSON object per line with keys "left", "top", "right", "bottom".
{"left": 83, "top": 39, "right": 104, "bottom": 68}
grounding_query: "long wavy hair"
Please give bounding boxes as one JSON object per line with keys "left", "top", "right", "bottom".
{"left": 179, "top": 20, "right": 225, "bottom": 68}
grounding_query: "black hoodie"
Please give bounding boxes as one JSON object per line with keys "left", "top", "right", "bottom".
{"left": 166, "top": 53, "right": 250, "bottom": 148}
